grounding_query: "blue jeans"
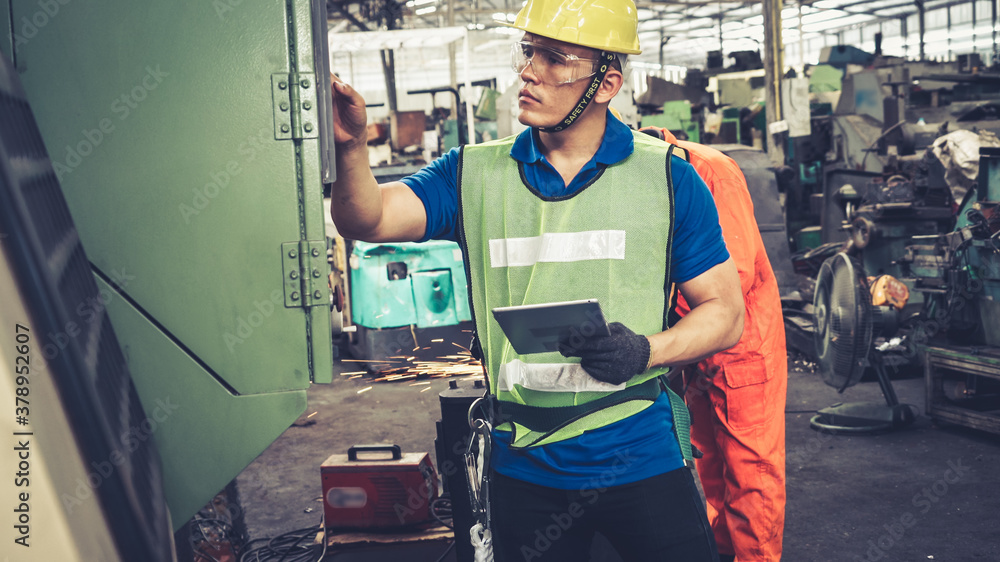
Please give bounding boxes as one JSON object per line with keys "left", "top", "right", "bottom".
{"left": 490, "top": 467, "right": 719, "bottom": 562}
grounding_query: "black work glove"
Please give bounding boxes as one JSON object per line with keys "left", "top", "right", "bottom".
{"left": 557, "top": 322, "right": 651, "bottom": 385}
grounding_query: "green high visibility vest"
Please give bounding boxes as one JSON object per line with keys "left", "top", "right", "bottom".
{"left": 458, "top": 130, "right": 684, "bottom": 450}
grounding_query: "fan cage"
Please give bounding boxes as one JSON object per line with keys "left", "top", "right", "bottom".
{"left": 815, "top": 253, "right": 874, "bottom": 392}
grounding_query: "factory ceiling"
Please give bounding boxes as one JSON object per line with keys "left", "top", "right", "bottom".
{"left": 325, "top": 0, "right": 989, "bottom": 69}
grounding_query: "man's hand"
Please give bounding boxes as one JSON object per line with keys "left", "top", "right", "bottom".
{"left": 327, "top": 73, "right": 428, "bottom": 243}
{"left": 558, "top": 322, "right": 651, "bottom": 385}
{"left": 330, "top": 73, "right": 369, "bottom": 148}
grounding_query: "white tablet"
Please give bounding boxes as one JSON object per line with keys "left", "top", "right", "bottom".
{"left": 491, "top": 299, "right": 611, "bottom": 355}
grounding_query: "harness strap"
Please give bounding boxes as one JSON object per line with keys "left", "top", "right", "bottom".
{"left": 661, "top": 376, "right": 694, "bottom": 462}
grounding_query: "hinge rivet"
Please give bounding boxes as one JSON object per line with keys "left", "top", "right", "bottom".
{"left": 290, "top": 271, "right": 299, "bottom": 279}
{"left": 304, "top": 123, "right": 313, "bottom": 133}
{"left": 280, "top": 101, "right": 289, "bottom": 111}
{"left": 288, "top": 250, "right": 297, "bottom": 258}
{"left": 279, "top": 81, "right": 287, "bottom": 89}
{"left": 291, "top": 291, "right": 300, "bottom": 300}
{"left": 313, "top": 269, "right": 321, "bottom": 278}
{"left": 312, "top": 248, "right": 321, "bottom": 257}
{"left": 303, "top": 101, "right": 312, "bottom": 110}
{"left": 301, "top": 79, "right": 311, "bottom": 88}
{"left": 281, "top": 124, "right": 290, "bottom": 133}
{"left": 314, "top": 290, "right": 322, "bottom": 299}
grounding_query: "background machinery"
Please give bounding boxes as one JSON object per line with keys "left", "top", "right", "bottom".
{"left": 811, "top": 253, "right": 915, "bottom": 432}
{"left": 793, "top": 53, "right": 1000, "bottom": 436}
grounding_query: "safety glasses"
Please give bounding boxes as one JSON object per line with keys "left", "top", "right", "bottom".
{"left": 510, "top": 41, "right": 601, "bottom": 85}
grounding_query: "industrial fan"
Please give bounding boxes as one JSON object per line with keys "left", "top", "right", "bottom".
{"left": 812, "top": 253, "right": 916, "bottom": 432}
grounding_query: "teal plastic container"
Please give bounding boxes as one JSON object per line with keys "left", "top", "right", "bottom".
{"left": 349, "top": 241, "right": 472, "bottom": 330}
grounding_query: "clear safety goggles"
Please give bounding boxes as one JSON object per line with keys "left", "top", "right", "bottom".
{"left": 510, "top": 41, "right": 601, "bottom": 85}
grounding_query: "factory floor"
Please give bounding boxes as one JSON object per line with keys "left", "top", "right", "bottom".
{"left": 235, "top": 345, "right": 1000, "bottom": 562}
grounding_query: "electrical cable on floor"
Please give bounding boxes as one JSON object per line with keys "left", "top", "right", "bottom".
{"left": 431, "top": 496, "right": 454, "bottom": 529}
{"left": 238, "top": 515, "right": 327, "bottom": 562}
{"left": 274, "top": 528, "right": 313, "bottom": 562}
{"left": 434, "top": 541, "right": 456, "bottom": 562}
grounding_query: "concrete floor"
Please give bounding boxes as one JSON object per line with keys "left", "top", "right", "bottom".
{"left": 236, "top": 348, "right": 1000, "bottom": 561}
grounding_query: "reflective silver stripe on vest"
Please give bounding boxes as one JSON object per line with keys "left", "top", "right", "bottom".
{"left": 489, "top": 230, "right": 627, "bottom": 268}
{"left": 497, "top": 359, "right": 627, "bottom": 393}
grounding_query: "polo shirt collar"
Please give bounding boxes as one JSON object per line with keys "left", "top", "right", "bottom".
{"left": 509, "top": 109, "right": 634, "bottom": 166}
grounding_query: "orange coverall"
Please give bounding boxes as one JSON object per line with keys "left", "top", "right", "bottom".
{"left": 644, "top": 127, "right": 788, "bottom": 561}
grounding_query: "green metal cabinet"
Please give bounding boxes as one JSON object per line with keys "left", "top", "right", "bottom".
{"left": 6, "top": 0, "right": 335, "bottom": 528}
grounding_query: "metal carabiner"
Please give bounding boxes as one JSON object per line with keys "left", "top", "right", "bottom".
{"left": 464, "top": 408, "right": 493, "bottom": 528}
{"left": 477, "top": 420, "right": 492, "bottom": 528}
{"left": 467, "top": 396, "right": 490, "bottom": 429}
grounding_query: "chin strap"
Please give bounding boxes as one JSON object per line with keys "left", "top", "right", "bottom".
{"left": 538, "top": 50, "right": 617, "bottom": 133}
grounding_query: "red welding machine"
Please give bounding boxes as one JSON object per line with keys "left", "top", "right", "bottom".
{"left": 321, "top": 444, "right": 439, "bottom": 529}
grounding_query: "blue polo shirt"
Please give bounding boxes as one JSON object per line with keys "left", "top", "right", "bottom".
{"left": 401, "top": 112, "right": 729, "bottom": 489}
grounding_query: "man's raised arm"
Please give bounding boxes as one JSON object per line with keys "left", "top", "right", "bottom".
{"left": 329, "top": 74, "right": 427, "bottom": 243}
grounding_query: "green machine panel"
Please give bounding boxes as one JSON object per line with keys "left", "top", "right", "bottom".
{"left": 9, "top": 0, "right": 334, "bottom": 527}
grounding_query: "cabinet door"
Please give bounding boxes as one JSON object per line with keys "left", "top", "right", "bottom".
{"left": 11, "top": 0, "right": 334, "bottom": 527}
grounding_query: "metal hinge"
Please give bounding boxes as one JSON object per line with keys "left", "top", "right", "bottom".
{"left": 272, "top": 73, "right": 320, "bottom": 141}
{"left": 281, "top": 241, "right": 329, "bottom": 308}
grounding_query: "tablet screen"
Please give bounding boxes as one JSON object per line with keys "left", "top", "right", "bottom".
{"left": 491, "top": 299, "right": 610, "bottom": 355}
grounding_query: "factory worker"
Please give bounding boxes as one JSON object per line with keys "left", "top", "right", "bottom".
{"left": 328, "top": 0, "right": 744, "bottom": 559}
{"left": 641, "top": 125, "right": 788, "bottom": 562}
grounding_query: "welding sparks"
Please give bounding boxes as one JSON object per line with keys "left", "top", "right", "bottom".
{"left": 431, "top": 339, "right": 444, "bottom": 343}
{"left": 307, "top": 411, "right": 318, "bottom": 418}
{"left": 339, "top": 339, "right": 484, "bottom": 389}
{"left": 369, "top": 353, "right": 484, "bottom": 382}
{"left": 342, "top": 359, "right": 392, "bottom": 363}
{"left": 357, "top": 386, "right": 373, "bottom": 394}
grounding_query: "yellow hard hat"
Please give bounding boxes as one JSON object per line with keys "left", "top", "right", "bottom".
{"left": 510, "top": 0, "right": 642, "bottom": 55}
